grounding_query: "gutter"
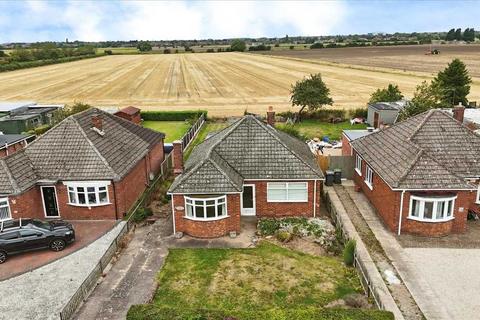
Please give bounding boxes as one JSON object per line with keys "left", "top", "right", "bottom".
{"left": 397, "top": 190, "right": 406, "bottom": 236}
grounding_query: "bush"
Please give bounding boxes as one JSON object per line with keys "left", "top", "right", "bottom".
{"left": 132, "top": 207, "right": 153, "bottom": 223}
{"left": 310, "top": 43, "right": 324, "bottom": 49}
{"left": 33, "top": 124, "right": 51, "bottom": 135}
{"left": 349, "top": 108, "right": 368, "bottom": 119}
{"left": 140, "top": 110, "right": 207, "bottom": 121}
{"left": 257, "top": 218, "right": 281, "bottom": 236}
{"left": 104, "top": 50, "right": 113, "bottom": 55}
{"left": 0, "top": 54, "right": 100, "bottom": 73}
{"left": 277, "top": 109, "right": 346, "bottom": 122}
{"left": 289, "top": 45, "right": 295, "bottom": 50}
{"left": 277, "top": 124, "right": 307, "bottom": 140}
{"left": 276, "top": 230, "right": 292, "bottom": 243}
{"left": 343, "top": 239, "right": 356, "bottom": 266}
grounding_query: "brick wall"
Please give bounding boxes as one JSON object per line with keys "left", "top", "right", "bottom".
{"left": 114, "top": 157, "right": 149, "bottom": 217}
{"left": 114, "top": 112, "right": 141, "bottom": 125}
{"left": 172, "top": 194, "right": 241, "bottom": 238}
{"left": 341, "top": 133, "right": 352, "bottom": 156}
{"left": 148, "top": 141, "right": 165, "bottom": 176}
{"left": 0, "top": 141, "right": 26, "bottom": 158}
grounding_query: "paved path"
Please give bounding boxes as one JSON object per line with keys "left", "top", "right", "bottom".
{"left": 346, "top": 183, "right": 480, "bottom": 320}
{"left": 0, "top": 221, "right": 126, "bottom": 320}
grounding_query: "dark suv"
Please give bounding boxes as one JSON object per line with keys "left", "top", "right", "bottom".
{"left": 0, "top": 218, "right": 75, "bottom": 263}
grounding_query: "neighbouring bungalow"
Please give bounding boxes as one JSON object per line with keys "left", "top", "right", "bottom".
{"left": 351, "top": 105, "right": 480, "bottom": 237}
{"left": 0, "top": 134, "right": 34, "bottom": 158}
{"left": 168, "top": 109, "right": 324, "bottom": 238}
{"left": 0, "top": 108, "right": 164, "bottom": 221}
{"left": 114, "top": 106, "right": 142, "bottom": 125}
{"left": 367, "top": 100, "right": 408, "bottom": 128}
{"left": 0, "top": 101, "right": 64, "bottom": 134}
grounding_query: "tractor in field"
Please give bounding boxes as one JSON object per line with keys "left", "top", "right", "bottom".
{"left": 425, "top": 48, "right": 440, "bottom": 55}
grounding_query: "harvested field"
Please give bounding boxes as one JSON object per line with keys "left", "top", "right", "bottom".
{"left": 0, "top": 51, "right": 479, "bottom": 116}
{"left": 259, "top": 44, "right": 480, "bottom": 78}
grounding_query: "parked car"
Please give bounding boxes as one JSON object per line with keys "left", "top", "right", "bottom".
{"left": 0, "top": 218, "right": 75, "bottom": 263}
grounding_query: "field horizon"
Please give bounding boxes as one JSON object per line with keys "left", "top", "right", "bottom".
{"left": 0, "top": 48, "right": 478, "bottom": 116}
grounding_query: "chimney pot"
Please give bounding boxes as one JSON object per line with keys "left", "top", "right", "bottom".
{"left": 453, "top": 103, "right": 465, "bottom": 123}
{"left": 172, "top": 140, "right": 184, "bottom": 176}
{"left": 91, "top": 114, "right": 103, "bottom": 131}
{"left": 266, "top": 106, "right": 275, "bottom": 126}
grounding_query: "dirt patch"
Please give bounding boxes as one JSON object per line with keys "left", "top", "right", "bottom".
{"left": 270, "top": 237, "right": 327, "bottom": 256}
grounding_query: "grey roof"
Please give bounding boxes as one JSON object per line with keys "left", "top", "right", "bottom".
{"left": 351, "top": 109, "right": 480, "bottom": 190}
{"left": 0, "top": 108, "right": 164, "bottom": 195}
{"left": 0, "top": 101, "right": 36, "bottom": 113}
{"left": 343, "top": 130, "right": 374, "bottom": 141}
{"left": 445, "top": 108, "right": 480, "bottom": 125}
{"left": 169, "top": 115, "right": 323, "bottom": 194}
{"left": 0, "top": 134, "right": 32, "bottom": 148}
{"left": 369, "top": 100, "right": 408, "bottom": 111}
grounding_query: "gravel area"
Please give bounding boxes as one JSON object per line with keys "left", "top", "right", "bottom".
{"left": 0, "top": 221, "right": 126, "bottom": 320}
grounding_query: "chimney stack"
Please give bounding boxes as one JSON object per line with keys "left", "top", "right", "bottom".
{"left": 91, "top": 114, "right": 103, "bottom": 131}
{"left": 266, "top": 106, "right": 275, "bottom": 126}
{"left": 453, "top": 103, "right": 465, "bottom": 123}
{"left": 172, "top": 140, "right": 184, "bottom": 176}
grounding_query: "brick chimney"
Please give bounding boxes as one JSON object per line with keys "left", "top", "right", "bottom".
{"left": 453, "top": 103, "right": 465, "bottom": 123}
{"left": 91, "top": 114, "right": 103, "bottom": 131}
{"left": 266, "top": 106, "right": 275, "bottom": 126}
{"left": 172, "top": 140, "right": 184, "bottom": 176}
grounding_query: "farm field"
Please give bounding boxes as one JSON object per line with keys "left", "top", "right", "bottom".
{"left": 0, "top": 51, "right": 479, "bottom": 116}
{"left": 258, "top": 44, "right": 480, "bottom": 78}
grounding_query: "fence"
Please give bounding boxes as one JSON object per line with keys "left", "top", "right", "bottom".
{"left": 181, "top": 113, "right": 206, "bottom": 151}
{"left": 317, "top": 155, "right": 355, "bottom": 179}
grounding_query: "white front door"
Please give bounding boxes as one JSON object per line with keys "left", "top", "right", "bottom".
{"left": 241, "top": 185, "right": 256, "bottom": 216}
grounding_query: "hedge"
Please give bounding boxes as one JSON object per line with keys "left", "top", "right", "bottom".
{"left": 0, "top": 54, "right": 103, "bottom": 73}
{"left": 140, "top": 110, "right": 207, "bottom": 121}
{"left": 278, "top": 108, "right": 368, "bottom": 122}
{"left": 127, "top": 306, "right": 394, "bottom": 320}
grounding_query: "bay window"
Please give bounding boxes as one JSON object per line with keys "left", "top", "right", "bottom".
{"left": 185, "top": 195, "right": 227, "bottom": 220}
{"left": 64, "top": 181, "right": 110, "bottom": 207}
{"left": 408, "top": 195, "right": 456, "bottom": 222}
{"left": 267, "top": 182, "right": 308, "bottom": 202}
{"left": 0, "top": 198, "right": 11, "bottom": 221}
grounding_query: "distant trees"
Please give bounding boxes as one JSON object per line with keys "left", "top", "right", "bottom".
{"left": 433, "top": 58, "right": 471, "bottom": 106}
{"left": 7, "top": 46, "right": 95, "bottom": 63}
{"left": 445, "top": 27, "right": 476, "bottom": 41}
{"left": 137, "top": 41, "right": 152, "bottom": 52}
{"left": 230, "top": 39, "right": 246, "bottom": 52}
{"left": 310, "top": 43, "right": 324, "bottom": 49}
{"left": 454, "top": 28, "right": 463, "bottom": 41}
{"left": 368, "top": 84, "right": 404, "bottom": 104}
{"left": 290, "top": 73, "right": 333, "bottom": 122}
{"left": 463, "top": 28, "right": 476, "bottom": 42}
{"left": 445, "top": 28, "right": 456, "bottom": 41}
{"left": 248, "top": 44, "right": 271, "bottom": 51}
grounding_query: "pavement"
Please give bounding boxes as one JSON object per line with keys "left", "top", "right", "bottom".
{"left": 0, "top": 221, "right": 125, "bottom": 320}
{"left": 0, "top": 220, "right": 116, "bottom": 281}
{"left": 345, "top": 181, "right": 480, "bottom": 320}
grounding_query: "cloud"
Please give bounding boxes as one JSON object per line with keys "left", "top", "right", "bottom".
{"left": 0, "top": 0, "right": 347, "bottom": 42}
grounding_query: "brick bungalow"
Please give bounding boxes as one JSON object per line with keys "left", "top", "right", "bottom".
{"left": 168, "top": 110, "right": 324, "bottom": 238}
{"left": 0, "top": 108, "right": 164, "bottom": 221}
{"left": 0, "top": 134, "right": 34, "bottom": 158}
{"left": 351, "top": 106, "right": 480, "bottom": 236}
{"left": 114, "top": 106, "right": 142, "bottom": 125}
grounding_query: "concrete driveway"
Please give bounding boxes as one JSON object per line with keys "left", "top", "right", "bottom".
{"left": 0, "top": 220, "right": 116, "bottom": 281}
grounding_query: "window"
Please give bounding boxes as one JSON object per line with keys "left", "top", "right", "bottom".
{"left": 408, "top": 195, "right": 456, "bottom": 222}
{"left": 185, "top": 196, "right": 227, "bottom": 220}
{"left": 364, "top": 166, "right": 373, "bottom": 189}
{"left": 65, "top": 182, "right": 110, "bottom": 207}
{"left": 355, "top": 155, "right": 362, "bottom": 176}
{"left": 477, "top": 185, "right": 480, "bottom": 204}
{"left": 267, "top": 182, "right": 308, "bottom": 202}
{"left": 0, "top": 198, "right": 11, "bottom": 221}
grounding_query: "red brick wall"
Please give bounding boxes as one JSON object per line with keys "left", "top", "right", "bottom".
{"left": 114, "top": 112, "right": 141, "bottom": 125}
{"left": 172, "top": 194, "right": 241, "bottom": 238}
{"left": 0, "top": 141, "right": 26, "bottom": 158}
{"left": 114, "top": 157, "right": 149, "bottom": 217}
{"left": 244, "top": 180, "right": 322, "bottom": 218}
{"left": 148, "top": 141, "right": 165, "bottom": 176}
{"left": 9, "top": 187, "right": 43, "bottom": 219}
{"left": 341, "top": 133, "right": 352, "bottom": 156}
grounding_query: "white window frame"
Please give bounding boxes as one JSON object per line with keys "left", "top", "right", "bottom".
{"left": 63, "top": 181, "right": 111, "bottom": 207}
{"left": 0, "top": 197, "right": 12, "bottom": 221}
{"left": 40, "top": 186, "right": 61, "bottom": 218}
{"left": 355, "top": 154, "right": 362, "bottom": 176}
{"left": 408, "top": 195, "right": 456, "bottom": 223}
{"left": 267, "top": 182, "right": 308, "bottom": 203}
{"left": 476, "top": 185, "right": 480, "bottom": 204}
{"left": 184, "top": 195, "right": 228, "bottom": 221}
{"left": 364, "top": 165, "right": 373, "bottom": 190}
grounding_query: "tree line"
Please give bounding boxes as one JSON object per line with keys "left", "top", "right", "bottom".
{"left": 445, "top": 28, "right": 476, "bottom": 42}
{"left": 1, "top": 45, "right": 96, "bottom": 63}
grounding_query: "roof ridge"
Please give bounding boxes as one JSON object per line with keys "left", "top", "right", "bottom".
{"left": 0, "top": 158, "right": 19, "bottom": 193}
{"left": 408, "top": 109, "right": 436, "bottom": 141}
{"left": 396, "top": 149, "right": 423, "bottom": 188}
{"left": 206, "top": 116, "right": 247, "bottom": 159}
{"left": 71, "top": 116, "right": 121, "bottom": 180}
{"left": 208, "top": 157, "right": 243, "bottom": 191}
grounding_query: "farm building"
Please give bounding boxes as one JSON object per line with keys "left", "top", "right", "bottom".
{"left": 0, "top": 101, "right": 64, "bottom": 134}
{"left": 367, "top": 100, "right": 408, "bottom": 128}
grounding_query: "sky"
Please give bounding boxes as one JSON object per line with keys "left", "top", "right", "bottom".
{"left": 0, "top": 0, "right": 479, "bottom": 43}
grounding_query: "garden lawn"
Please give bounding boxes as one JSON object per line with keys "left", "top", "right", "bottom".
{"left": 183, "top": 121, "right": 229, "bottom": 159}
{"left": 278, "top": 120, "right": 367, "bottom": 141}
{"left": 143, "top": 121, "right": 191, "bottom": 143}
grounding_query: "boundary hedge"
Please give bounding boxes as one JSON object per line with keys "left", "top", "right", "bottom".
{"left": 140, "top": 110, "right": 207, "bottom": 121}
{"left": 0, "top": 54, "right": 104, "bottom": 73}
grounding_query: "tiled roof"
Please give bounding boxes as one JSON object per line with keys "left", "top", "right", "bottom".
{"left": 0, "top": 108, "right": 164, "bottom": 196}
{"left": 169, "top": 115, "right": 323, "bottom": 194}
{"left": 117, "top": 106, "right": 141, "bottom": 115}
{"left": 0, "top": 134, "right": 32, "bottom": 148}
{"left": 351, "top": 109, "right": 480, "bottom": 190}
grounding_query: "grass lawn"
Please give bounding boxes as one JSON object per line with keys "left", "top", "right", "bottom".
{"left": 143, "top": 121, "right": 191, "bottom": 143}
{"left": 183, "top": 121, "right": 229, "bottom": 159}
{"left": 278, "top": 120, "right": 367, "bottom": 141}
{"left": 128, "top": 242, "right": 393, "bottom": 320}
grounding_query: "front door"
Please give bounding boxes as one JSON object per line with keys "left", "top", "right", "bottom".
{"left": 373, "top": 112, "right": 379, "bottom": 128}
{"left": 41, "top": 186, "right": 59, "bottom": 218}
{"left": 241, "top": 185, "right": 256, "bottom": 216}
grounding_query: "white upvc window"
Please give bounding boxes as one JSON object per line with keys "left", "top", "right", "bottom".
{"left": 477, "top": 185, "right": 480, "bottom": 204}
{"left": 64, "top": 181, "right": 111, "bottom": 207}
{"left": 364, "top": 165, "right": 373, "bottom": 189}
{"left": 184, "top": 195, "right": 227, "bottom": 220}
{"left": 355, "top": 154, "right": 362, "bottom": 176}
{"left": 0, "top": 198, "right": 11, "bottom": 221}
{"left": 408, "top": 195, "right": 456, "bottom": 222}
{"left": 267, "top": 182, "right": 308, "bottom": 202}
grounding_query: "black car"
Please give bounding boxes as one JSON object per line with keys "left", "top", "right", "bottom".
{"left": 0, "top": 218, "right": 75, "bottom": 263}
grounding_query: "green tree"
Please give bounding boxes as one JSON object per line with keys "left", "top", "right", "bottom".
{"left": 290, "top": 73, "right": 333, "bottom": 122}
{"left": 455, "top": 28, "right": 462, "bottom": 41}
{"left": 230, "top": 39, "right": 246, "bottom": 52}
{"left": 446, "top": 28, "right": 455, "bottom": 41}
{"left": 434, "top": 58, "right": 471, "bottom": 105}
{"left": 52, "top": 102, "right": 92, "bottom": 125}
{"left": 463, "top": 28, "right": 476, "bottom": 42}
{"left": 368, "top": 84, "right": 404, "bottom": 104}
{"left": 137, "top": 41, "right": 152, "bottom": 52}
{"left": 398, "top": 81, "right": 442, "bottom": 121}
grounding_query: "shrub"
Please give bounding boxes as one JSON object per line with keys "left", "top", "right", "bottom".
{"left": 104, "top": 50, "right": 113, "bottom": 55}
{"left": 257, "top": 218, "right": 281, "bottom": 236}
{"left": 140, "top": 110, "right": 207, "bottom": 121}
{"left": 132, "top": 207, "right": 153, "bottom": 223}
{"left": 289, "top": 45, "right": 295, "bottom": 50}
{"left": 277, "top": 124, "right": 307, "bottom": 140}
{"left": 343, "top": 239, "right": 356, "bottom": 266}
{"left": 277, "top": 109, "right": 346, "bottom": 122}
{"left": 349, "top": 108, "right": 368, "bottom": 119}
{"left": 33, "top": 124, "right": 51, "bottom": 135}
{"left": 276, "top": 230, "right": 292, "bottom": 243}
{"left": 310, "top": 43, "right": 324, "bottom": 49}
